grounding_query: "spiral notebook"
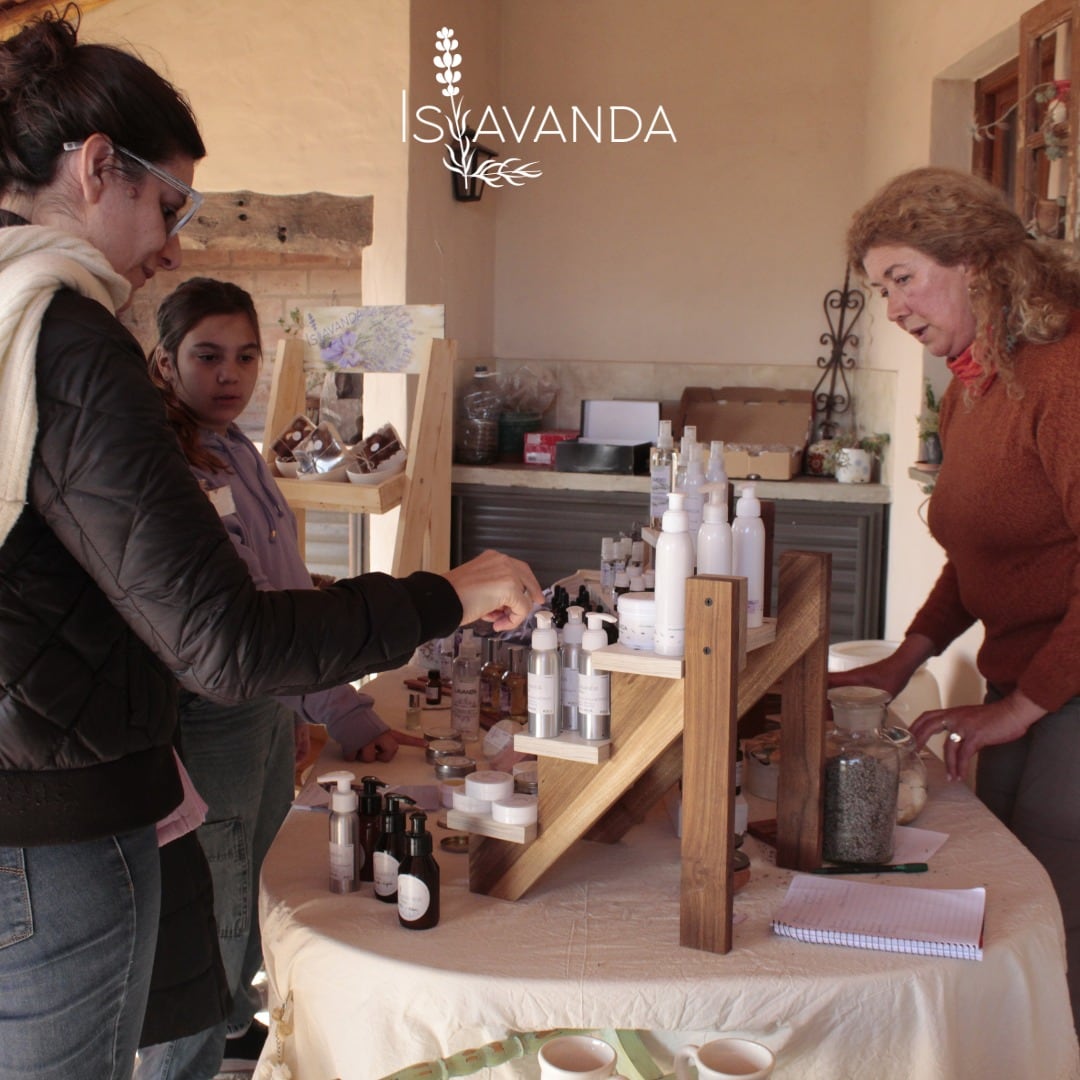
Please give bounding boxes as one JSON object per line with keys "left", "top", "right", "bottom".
{"left": 772, "top": 876, "right": 985, "bottom": 961}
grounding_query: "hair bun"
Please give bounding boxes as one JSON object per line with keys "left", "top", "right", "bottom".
{"left": 0, "top": 11, "right": 78, "bottom": 104}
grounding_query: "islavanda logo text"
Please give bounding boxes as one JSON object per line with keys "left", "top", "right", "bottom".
{"left": 402, "top": 27, "right": 677, "bottom": 193}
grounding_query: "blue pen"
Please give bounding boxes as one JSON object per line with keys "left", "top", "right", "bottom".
{"left": 812, "top": 862, "right": 929, "bottom": 875}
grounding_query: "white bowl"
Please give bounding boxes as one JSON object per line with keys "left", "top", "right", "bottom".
{"left": 347, "top": 450, "right": 407, "bottom": 486}
{"left": 275, "top": 458, "right": 299, "bottom": 478}
{"left": 297, "top": 460, "right": 351, "bottom": 483}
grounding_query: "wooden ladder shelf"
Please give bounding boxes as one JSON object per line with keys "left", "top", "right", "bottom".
{"left": 467, "top": 550, "right": 831, "bottom": 954}
{"left": 260, "top": 334, "right": 455, "bottom": 575}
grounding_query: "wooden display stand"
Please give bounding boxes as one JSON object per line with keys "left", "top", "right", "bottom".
{"left": 260, "top": 335, "right": 455, "bottom": 575}
{"left": 467, "top": 550, "right": 831, "bottom": 954}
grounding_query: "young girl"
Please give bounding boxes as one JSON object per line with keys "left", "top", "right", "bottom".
{"left": 141, "top": 278, "right": 422, "bottom": 1077}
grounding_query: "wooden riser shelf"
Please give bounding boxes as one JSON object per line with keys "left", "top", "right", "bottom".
{"left": 467, "top": 554, "right": 831, "bottom": 956}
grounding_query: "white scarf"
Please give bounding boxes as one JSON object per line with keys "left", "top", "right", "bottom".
{"left": 0, "top": 225, "right": 130, "bottom": 547}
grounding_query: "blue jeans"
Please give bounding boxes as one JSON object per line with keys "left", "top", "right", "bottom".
{"left": 136, "top": 697, "right": 295, "bottom": 1080}
{"left": 0, "top": 826, "right": 160, "bottom": 1080}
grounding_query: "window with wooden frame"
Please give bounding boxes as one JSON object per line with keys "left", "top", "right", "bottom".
{"left": 1016, "top": 0, "right": 1080, "bottom": 240}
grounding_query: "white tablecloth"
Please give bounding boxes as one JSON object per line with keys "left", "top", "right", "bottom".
{"left": 258, "top": 668, "right": 1080, "bottom": 1080}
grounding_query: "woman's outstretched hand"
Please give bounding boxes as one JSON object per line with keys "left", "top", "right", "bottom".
{"left": 443, "top": 550, "right": 545, "bottom": 631}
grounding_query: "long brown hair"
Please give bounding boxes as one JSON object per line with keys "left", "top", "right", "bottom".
{"left": 149, "top": 277, "right": 262, "bottom": 472}
{"left": 847, "top": 167, "right": 1080, "bottom": 390}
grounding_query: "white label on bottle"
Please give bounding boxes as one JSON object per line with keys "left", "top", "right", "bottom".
{"left": 373, "top": 850, "right": 399, "bottom": 896}
{"left": 527, "top": 672, "right": 558, "bottom": 715}
{"left": 329, "top": 841, "right": 354, "bottom": 884}
{"left": 452, "top": 683, "right": 480, "bottom": 736}
{"left": 560, "top": 666, "right": 579, "bottom": 708}
{"left": 397, "top": 874, "right": 431, "bottom": 920}
{"left": 576, "top": 671, "right": 609, "bottom": 713}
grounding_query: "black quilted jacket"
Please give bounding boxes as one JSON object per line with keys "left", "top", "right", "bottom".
{"left": 0, "top": 250, "right": 460, "bottom": 845}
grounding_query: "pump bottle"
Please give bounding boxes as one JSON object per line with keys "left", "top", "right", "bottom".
{"left": 527, "top": 611, "right": 560, "bottom": 737}
{"left": 318, "top": 771, "right": 360, "bottom": 894}
{"left": 732, "top": 483, "right": 766, "bottom": 629}
{"left": 697, "top": 488, "right": 733, "bottom": 576}
{"left": 577, "top": 612, "right": 617, "bottom": 740}
{"left": 357, "top": 775, "right": 386, "bottom": 883}
{"left": 560, "top": 605, "right": 585, "bottom": 732}
{"left": 397, "top": 811, "right": 440, "bottom": 929}
{"left": 373, "top": 793, "right": 415, "bottom": 903}
{"left": 653, "top": 492, "right": 695, "bottom": 656}
{"left": 451, "top": 627, "right": 481, "bottom": 741}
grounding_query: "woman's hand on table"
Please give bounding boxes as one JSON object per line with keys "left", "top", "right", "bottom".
{"left": 910, "top": 691, "right": 1046, "bottom": 781}
{"left": 443, "top": 550, "right": 544, "bottom": 631}
{"left": 351, "top": 729, "right": 426, "bottom": 764}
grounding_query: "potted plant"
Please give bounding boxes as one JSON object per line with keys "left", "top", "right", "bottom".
{"left": 917, "top": 379, "right": 942, "bottom": 464}
{"left": 826, "top": 431, "right": 890, "bottom": 483}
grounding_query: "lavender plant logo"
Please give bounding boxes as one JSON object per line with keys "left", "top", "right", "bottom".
{"left": 433, "top": 26, "right": 541, "bottom": 192}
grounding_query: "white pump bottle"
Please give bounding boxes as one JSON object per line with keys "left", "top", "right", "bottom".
{"left": 653, "top": 492, "right": 695, "bottom": 656}
{"left": 527, "top": 611, "right": 561, "bottom": 737}
{"left": 318, "top": 770, "right": 359, "bottom": 894}
{"left": 577, "top": 612, "right": 617, "bottom": 741}
{"left": 560, "top": 605, "right": 585, "bottom": 732}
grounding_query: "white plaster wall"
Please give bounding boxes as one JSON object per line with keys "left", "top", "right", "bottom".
{"left": 492, "top": 0, "right": 872, "bottom": 373}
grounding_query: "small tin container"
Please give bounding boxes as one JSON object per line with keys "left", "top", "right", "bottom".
{"left": 513, "top": 761, "right": 539, "bottom": 795}
{"left": 423, "top": 725, "right": 457, "bottom": 742}
{"left": 433, "top": 755, "right": 477, "bottom": 780}
{"left": 426, "top": 738, "right": 465, "bottom": 764}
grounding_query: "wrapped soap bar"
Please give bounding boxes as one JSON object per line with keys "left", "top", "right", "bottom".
{"left": 294, "top": 421, "right": 352, "bottom": 475}
{"left": 270, "top": 414, "right": 317, "bottom": 462}
{"left": 353, "top": 422, "right": 404, "bottom": 474}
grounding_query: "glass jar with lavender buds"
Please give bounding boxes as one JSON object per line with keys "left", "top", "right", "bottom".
{"left": 823, "top": 686, "right": 901, "bottom": 865}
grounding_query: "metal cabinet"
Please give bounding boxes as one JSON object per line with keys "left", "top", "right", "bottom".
{"left": 451, "top": 484, "right": 887, "bottom": 642}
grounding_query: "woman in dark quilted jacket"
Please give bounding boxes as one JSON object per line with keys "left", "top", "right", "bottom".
{"left": 0, "top": 11, "right": 541, "bottom": 1080}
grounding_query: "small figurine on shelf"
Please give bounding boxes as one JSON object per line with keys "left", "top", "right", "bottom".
{"left": 917, "top": 378, "right": 942, "bottom": 465}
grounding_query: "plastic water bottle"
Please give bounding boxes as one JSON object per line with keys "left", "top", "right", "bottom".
{"left": 455, "top": 365, "right": 502, "bottom": 465}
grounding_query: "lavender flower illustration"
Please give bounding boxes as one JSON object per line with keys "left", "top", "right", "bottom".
{"left": 434, "top": 27, "right": 541, "bottom": 190}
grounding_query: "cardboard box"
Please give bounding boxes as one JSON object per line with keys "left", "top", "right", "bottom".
{"left": 677, "top": 387, "right": 814, "bottom": 480}
{"left": 523, "top": 429, "right": 579, "bottom": 468}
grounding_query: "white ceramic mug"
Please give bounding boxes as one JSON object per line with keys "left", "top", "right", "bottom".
{"left": 674, "top": 1037, "right": 775, "bottom": 1080}
{"left": 538, "top": 1034, "right": 617, "bottom": 1079}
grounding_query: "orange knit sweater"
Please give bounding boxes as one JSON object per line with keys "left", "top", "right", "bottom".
{"left": 907, "top": 316, "right": 1080, "bottom": 713}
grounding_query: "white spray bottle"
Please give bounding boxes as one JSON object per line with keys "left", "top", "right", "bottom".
{"left": 732, "top": 483, "right": 766, "bottom": 629}
{"left": 577, "top": 612, "right": 617, "bottom": 741}
{"left": 697, "top": 487, "right": 733, "bottom": 576}
{"left": 318, "top": 771, "right": 359, "bottom": 894}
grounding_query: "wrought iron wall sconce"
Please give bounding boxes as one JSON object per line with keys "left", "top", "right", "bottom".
{"left": 452, "top": 128, "right": 499, "bottom": 202}
{"left": 812, "top": 268, "right": 865, "bottom": 438}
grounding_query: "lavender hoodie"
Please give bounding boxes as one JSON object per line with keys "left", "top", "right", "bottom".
{"left": 190, "top": 424, "right": 386, "bottom": 757}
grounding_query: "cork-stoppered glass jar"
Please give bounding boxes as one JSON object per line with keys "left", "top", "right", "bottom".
{"left": 823, "top": 686, "right": 900, "bottom": 864}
